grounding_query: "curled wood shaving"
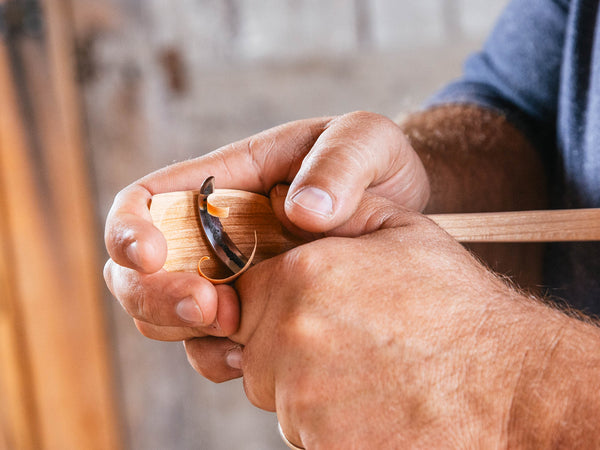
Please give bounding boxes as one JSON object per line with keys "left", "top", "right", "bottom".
{"left": 197, "top": 231, "right": 257, "bottom": 284}
{"left": 206, "top": 193, "right": 230, "bottom": 218}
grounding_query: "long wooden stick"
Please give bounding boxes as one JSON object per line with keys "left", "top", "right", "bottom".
{"left": 428, "top": 209, "right": 600, "bottom": 242}
{"left": 150, "top": 190, "right": 600, "bottom": 274}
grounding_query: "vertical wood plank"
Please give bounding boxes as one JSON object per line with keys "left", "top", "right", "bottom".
{"left": 0, "top": 0, "right": 121, "bottom": 448}
{"left": 0, "top": 43, "right": 40, "bottom": 450}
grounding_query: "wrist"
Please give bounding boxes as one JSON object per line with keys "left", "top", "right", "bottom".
{"left": 444, "top": 287, "right": 600, "bottom": 448}
{"left": 504, "top": 301, "right": 600, "bottom": 447}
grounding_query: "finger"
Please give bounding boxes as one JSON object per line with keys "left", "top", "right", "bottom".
{"left": 134, "top": 320, "right": 210, "bottom": 341}
{"left": 285, "top": 111, "right": 430, "bottom": 232}
{"left": 132, "top": 284, "right": 240, "bottom": 341}
{"left": 105, "top": 118, "right": 330, "bottom": 271}
{"left": 269, "top": 184, "right": 323, "bottom": 242}
{"left": 135, "top": 117, "right": 331, "bottom": 194}
{"left": 271, "top": 183, "right": 425, "bottom": 240}
{"left": 104, "top": 259, "right": 240, "bottom": 329}
{"left": 105, "top": 184, "right": 168, "bottom": 273}
{"left": 184, "top": 337, "right": 243, "bottom": 383}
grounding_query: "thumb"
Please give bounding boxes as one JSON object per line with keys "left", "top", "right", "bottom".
{"left": 284, "top": 111, "right": 429, "bottom": 233}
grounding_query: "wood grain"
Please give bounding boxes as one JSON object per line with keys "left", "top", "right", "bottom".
{"left": 428, "top": 209, "right": 600, "bottom": 242}
{"left": 150, "top": 190, "right": 600, "bottom": 275}
{"left": 150, "top": 190, "right": 305, "bottom": 278}
{"left": 0, "top": 41, "right": 39, "bottom": 450}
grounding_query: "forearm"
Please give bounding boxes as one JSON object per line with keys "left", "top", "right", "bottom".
{"left": 399, "top": 104, "right": 547, "bottom": 214}
{"left": 398, "top": 105, "right": 600, "bottom": 444}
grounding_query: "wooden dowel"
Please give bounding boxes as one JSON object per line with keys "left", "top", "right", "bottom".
{"left": 428, "top": 209, "right": 600, "bottom": 242}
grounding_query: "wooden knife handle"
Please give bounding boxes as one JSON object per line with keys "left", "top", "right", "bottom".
{"left": 150, "top": 190, "right": 600, "bottom": 274}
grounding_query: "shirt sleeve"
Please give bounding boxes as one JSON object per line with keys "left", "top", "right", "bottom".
{"left": 427, "top": 0, "right": 570, "bottom": 148}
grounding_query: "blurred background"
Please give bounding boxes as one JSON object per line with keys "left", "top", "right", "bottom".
{"left": 1, "top": 0, "right": 508, "bottom": 448}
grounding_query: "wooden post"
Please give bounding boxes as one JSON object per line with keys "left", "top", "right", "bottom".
{"left": 0, "top": 0, "right": 121, "bottom": 448}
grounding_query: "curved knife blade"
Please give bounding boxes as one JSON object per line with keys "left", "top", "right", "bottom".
{"left": 197, "top": 176, "right": 249, "bottom": 273}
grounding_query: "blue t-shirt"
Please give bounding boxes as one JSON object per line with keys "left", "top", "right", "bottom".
{"left": 429, "top": 0, "right": 600, "bottom": 315}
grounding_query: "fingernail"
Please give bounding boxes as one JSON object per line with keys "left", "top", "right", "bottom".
{"left": 176, "top": 297, "right": 204, "bottom": 324}
{"left": 290, "top": 186, "right": 333, "bottom": 218}
{"left": 226, "top": 348, "right": 243, "bottom": 370}
{"left": 125, "top": 240, "right": 142, "bottom": 267}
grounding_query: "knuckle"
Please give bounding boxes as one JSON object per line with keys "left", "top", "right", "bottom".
{"left": 138, "top": 275, "right": 183, "bottom": 323}
{"left": 286, "top": 376, "right": 322, "bottom": 417}
{"left": 382, "top": 208, "right": 437, "bottom": 233}
{"left": 136, "top": 291, "right": 162, "bottom": 324}
{"left": 278, "top": 313, "right": 328, "bottom": 353}
{"left": 319, "top": 112, "right": 405, "bottom": 177}
{"left": 112, "top": 185, "right": 131, "bottom": 206}
{"left": 343, "top": 110, "right": 397, "bottom": 134}
{"left": 121, "top": 289, "right": 145, "bottom": 321}
{"left": 343, "top": 110, "right": 381, "bottom": 123}
{"left": 277, "top": 244, "right": 326, "bottom": 288}
{"left": 111, "top": 270, "right": 154, "bottom": 323}
{"left": 103, "top": 260, "right": 145, "bottom": 319}
{"left": 414, "top": 213, "right": 449, "bottom": 237}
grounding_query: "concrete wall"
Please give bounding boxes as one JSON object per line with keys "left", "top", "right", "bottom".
{"left": 82, "top": 1, "right": 509, "bottom": 448}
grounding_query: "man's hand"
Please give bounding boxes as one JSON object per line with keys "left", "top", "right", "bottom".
{"left": 185, "top": 195, "right": 600, "bottom": 448}
{"left": 103, "top": 107, "right": 600, "bottom": 447}
{"left": 104, "top": 112, "right": 429, "bottom": 342}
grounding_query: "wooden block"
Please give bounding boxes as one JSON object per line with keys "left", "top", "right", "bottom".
{"left": 150, "top": 189, "right": 305, "bottom": 278}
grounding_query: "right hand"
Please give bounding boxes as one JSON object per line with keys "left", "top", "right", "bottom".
{"left": 186, "top": 195, "right": 533, "bottom": 448}
{"left": 103, "top": 111, "right": 430, "bottom": 345}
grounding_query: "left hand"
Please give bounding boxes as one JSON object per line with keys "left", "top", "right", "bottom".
{"left": 185, "top": 194, "right": 549, "bottom": 448}
{"left": 104, "top": 112, "right": 429, "bottom": 344}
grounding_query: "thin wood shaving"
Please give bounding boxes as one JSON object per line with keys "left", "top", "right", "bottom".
{"left": 206, "top": 193, "right": 230, "bottom": 218}
{"left": 197, "top": 231, "right": 257, "bottom": 284}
